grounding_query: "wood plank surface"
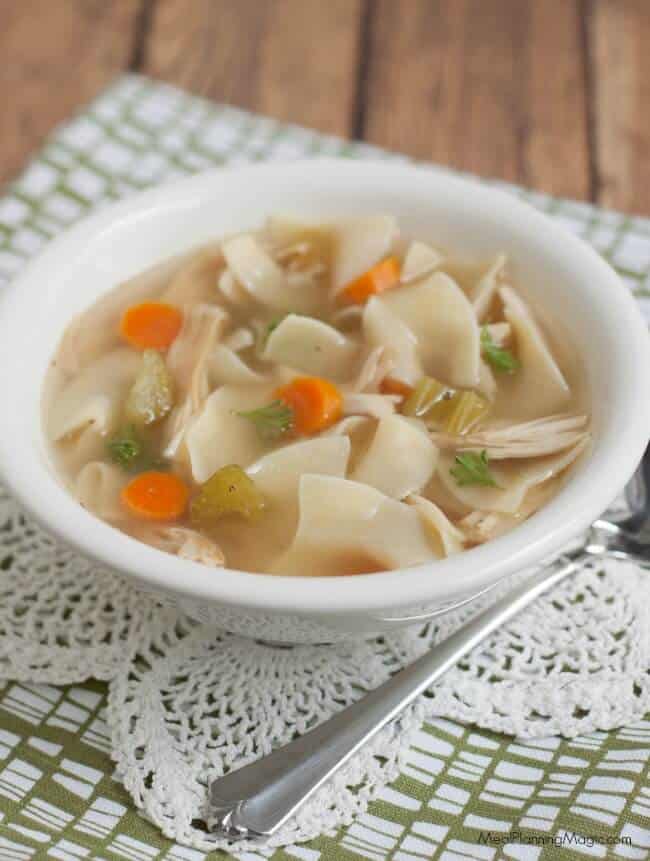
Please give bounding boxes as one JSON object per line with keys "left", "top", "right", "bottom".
{"left": 590, "top": 0, "right": 650, "bottom": 214}
{"left": 0, "top": 0, "right": 143, "bottom": 186}
{"left": 1, "top": 0, "right": 650, "bottom": 215}
{"left": 361, "top": 0, "right": 591, "bottom": 201}
{"left": 143, "top": 0, "right": 364, "bottom": 137}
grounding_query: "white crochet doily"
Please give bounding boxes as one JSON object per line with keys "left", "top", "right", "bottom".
{"left": 0, "top": 484, "right": 176, "bottom": 683}
{"left": 2, "top": 480, "right": 650, "bottom": 847}
{"left": 104, "top": 558, "right": 650, "bottom": 851}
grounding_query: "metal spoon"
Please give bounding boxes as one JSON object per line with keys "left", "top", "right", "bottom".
{"left": 209, "top": 446, "right": 650, "bottom": 839}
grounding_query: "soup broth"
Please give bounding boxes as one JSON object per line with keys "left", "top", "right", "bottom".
{"left": 44, "top": 216, "right": 590, "bottom": 576}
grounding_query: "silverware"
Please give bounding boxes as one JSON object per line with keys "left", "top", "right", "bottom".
{"left": 209, "top": 445, "right": 650, "bottom": 839}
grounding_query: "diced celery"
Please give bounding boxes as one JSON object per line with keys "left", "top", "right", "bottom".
{"left": 444, "top": 391, "right": 490, "bottom": 435}
{"left": 402, "top": 376, "right": 454, "bottom": 419}
{"left": 404, "top": 378, "right": 489, "bottom": 434}
{"left": 190, "top": 465, "right": 266, "bottom": 526}
{"left": 125, "top": 349, "right": 174, "bottom": 426}
{"left": 106, "top": 424, "right": 163, "bottom": 472}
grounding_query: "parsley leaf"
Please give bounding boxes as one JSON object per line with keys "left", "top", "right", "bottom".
{"left": 481, "top": 327, "right": 520, "bottom": 373}
{"left": 261, "top": 313, "right": 316, "bottom": 350}
{"left": 237, "top": 401, "right": 294, "bottom": 441}
{"left": 450, "top": 450, "right": 498, "bottom": 487}
{"left": 258, "top": 314, "right": 289, "bottom": 351}
{"left": 266, "top": 316, "right": 285, "bottom": 338}
{"left": 106, "top": 425, "right": 164, "bottom": 473}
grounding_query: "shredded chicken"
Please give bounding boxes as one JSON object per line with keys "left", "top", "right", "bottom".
{"left": 164, "top": 304, "right": 228, "bottom": 457}
{"left": 431, "top": 414, "right": 589, "bottom": 459}
{"left": 174, "top": 530, "right": 226, "bottom": 566}
{"left": 273, "top": 241, "right": 313, "bottom": 263}
{"left": 286, "top": 263, "right": 327, "bottom": 289}
{"left": 168, "top": 304, "right": 228, "bottom": 411}
{"left": 459, "top": 511, "right": 518, "bottom": 545}
{"left": 132, "top": 525, "right": 225, "bottom": 567}
{"left": 273, "top": 241, "right": 328, "bottom": 287}
{"left": 287, "top": 263, "right": 327, "bottom": 290}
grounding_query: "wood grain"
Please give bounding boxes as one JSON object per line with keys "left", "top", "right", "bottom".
{"left": 0, "top": 0, "right": 142, "bottom": 186}
{"left": 362, "top": 0, "right": 591, "bottom": 200}
{"left": 2, "top": 0, "right": 650, "bottom": 216}
{"left": 143, "top": 0, "right": 364, "bottom": 137}
{"left": 590, "top": 0, "right": 650, "bottom": 214}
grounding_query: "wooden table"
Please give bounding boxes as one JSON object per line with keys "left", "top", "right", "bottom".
{"left": 2, "top": 0, "right": 649, "bottom": 215}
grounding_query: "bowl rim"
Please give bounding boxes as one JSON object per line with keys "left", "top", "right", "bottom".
{"left": 0, "top": 158, "right": 649, "bottom": 616}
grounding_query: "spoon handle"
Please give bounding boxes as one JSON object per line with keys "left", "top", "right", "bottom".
{"left": 209, "top": 555, "right": 579, "bottom": 839}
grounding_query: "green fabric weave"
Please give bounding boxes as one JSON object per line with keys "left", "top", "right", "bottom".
{"left": 0, "top": 75, "right": 649, "bottom": 861}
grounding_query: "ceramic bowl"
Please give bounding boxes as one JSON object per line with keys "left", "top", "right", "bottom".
{"left": 0, "top": 159, "right": 648, "bottom": 642}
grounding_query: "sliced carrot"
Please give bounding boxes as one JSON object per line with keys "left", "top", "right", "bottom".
{"left": 120, "top": 302, "right": 183, "bottom": 350}
{"left": 121, "top": 471, "right": 189, "bottom": 521}
{"left": 338, "top": 256, "right": 401, "bottom": 306}
{"left": 380, "top": 377, "right": 414, "bottom": 399}
{"left": 274, "top": 376, "right": 343, "bottom": 435}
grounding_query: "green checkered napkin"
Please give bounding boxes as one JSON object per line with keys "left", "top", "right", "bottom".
{"left": 0, "top": 75, "right": 649, "bottom": 861}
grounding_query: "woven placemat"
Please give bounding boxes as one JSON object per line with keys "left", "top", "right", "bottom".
{"left": 0, "top": 75, "right": 649, "bottom": 861}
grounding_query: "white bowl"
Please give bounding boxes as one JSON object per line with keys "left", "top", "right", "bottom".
{"left": 0, "top": 160, "right": 648, "bottom": 643}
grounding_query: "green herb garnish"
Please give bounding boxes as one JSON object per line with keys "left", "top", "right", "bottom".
{"left": 481, "top": 327, "right": 520, "bottom": 373}
{"left": 266, "top": 317, "right": 284, "bottom": 338}
{"left": 237, "top": 401, "right": 294, "bottom": 441}
{"left": 106, "top": 425, "right": 164, "bottom": 472}
{"left": 450, "top": 450, "right": 498, "bottom": 487}
{"left": 261, "top": 312, "right": 313, "bottom": 349}
{"left": 258, "top": 314, "right": 288, "bottom": 351}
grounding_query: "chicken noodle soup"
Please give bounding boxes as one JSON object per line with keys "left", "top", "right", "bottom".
{"left": 43, "top": 216, "right": 590, "bottom": 576}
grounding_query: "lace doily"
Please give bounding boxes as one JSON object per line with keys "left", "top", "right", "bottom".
{"left": 104, "top": 558, "right": 650, "bottom": 851}
{"left": 3, "top": 465, "right": 650, "bottom": 847}
{"left": 0, "top": 484, "right": 173, "bottom": 683}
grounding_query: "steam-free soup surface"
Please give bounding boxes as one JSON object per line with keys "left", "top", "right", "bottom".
{"left": 44, "top": 215, "right": 590, "bottom": 576}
